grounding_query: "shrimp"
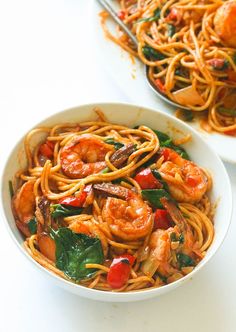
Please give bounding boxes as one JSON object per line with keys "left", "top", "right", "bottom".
{"left": 60, "top": 134, "right": 114, "bottom": 179}
{"left": 214, "top": 1, "right": 236, "bottom": 47}
{"left": 142, "top": 224, "right": 195, "bottom": 278}
{"left": 158, "top": 148, "right": 208, "bottom": 203}
{"left": 12, "top": 180, "right": 36, "bottom": 237}
{"left": 100, "top": 184, "right": 153, "bottom": 241}
{"left": 69, "top": 219, "right": 108, "bottom": 255}
{"left": 141, "top": 227, "right": 176, "bottom": 277}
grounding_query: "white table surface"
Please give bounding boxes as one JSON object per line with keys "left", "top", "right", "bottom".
{"left": 0, "top": 1, "right": 235, "bottom": 331}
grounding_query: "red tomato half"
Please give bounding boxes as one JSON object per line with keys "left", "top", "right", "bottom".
{"left": 134, "top": 168, "right": 162, "bottom": 189}
{"left": 154, "top": 209, "right": 172, "bottom": 230}
{"left": 59, "top": 185, "right": 92, "bottom": 207}
{"left": 224, "top": 128, "right": 236, "bottom": 136}
{"left": 107, "top": 258, "right": 131, "bottom": 289}
{"left": 117, "top": 10, "right": 125, "bottom": 20}
{"left": 155, "top": 79, "right": 166, "bottom": 94}
{"left": 39, "top": 141, "right": 54, "bottom": 159}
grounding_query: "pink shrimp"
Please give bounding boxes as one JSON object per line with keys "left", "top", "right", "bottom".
{"left": 141, "top": 227, "right": 177, "bottom": 277}
{"left": 214, "top": 1, "right": 236, "bottom": 47}
{"left": 101, "top": 187, "right": 153, "bottom": 241}
{"left": 60, "top": 134, "right": 114, "bottom": 179}
{"left": 158, "top": 148, "right": 208, "bottom": 203}
{"left": 12, "top": 180, "right": 36, "bottom": 237}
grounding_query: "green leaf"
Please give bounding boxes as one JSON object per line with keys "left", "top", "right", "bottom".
{"left": 155, "top": 272, "right": 167, "bottom": 283}
{"left": 152, "top": 129, "right": 170, "bottom": 142}
{"left": 8, "top": 180, "right": 14, "bottom": 198}
{"left": 170, "top": 232, "right": 185, "bottom": 243}
{"left": 218, "top": 107, "right": 236, "bottom": 117}
{"left": 100, "top": 167, "right": 110, "bottom": 174}
{"left": 27, "top": 217, "right": 37, "bottom": 235}
{"left": 138, "top": 8, "right": 161, "bottom": 23}
{"left": 112, "top": 177, "right": 128, "bottom": 184}
{"left": 152, "top": 129, "right": 190, "bottom": 160}
{"left": 179, "top": 233, "right": 185, "bottom": 244}
{"left": 142, "top": 46, "right": 166, "bottom": 61}
{"left": 50, "top": 228, "right": 104, "bottom": 281}
{"left": 141, "top": 189, "right": 171, "bottom": 208}
{"left": 105, "top": 138, "right": 124, "bottom": 150}
{"left": 167, "top": 24, "right": 175, "bottom": 37}
{"left": 177, "top": 253, "right": 195, "bottom": 268}
{"left": 51, "top": 204, "right": 82, "bottom": 218}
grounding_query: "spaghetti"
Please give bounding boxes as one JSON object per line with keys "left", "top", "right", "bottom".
{"left": 11, "top": 109, "right": 214, "bottom": 292}
{"left": 100, "top": 0, "right": 236, "bottom": 136}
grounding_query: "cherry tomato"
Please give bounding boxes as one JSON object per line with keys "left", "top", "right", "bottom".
{"left": 155, "top": 79, "right": 166, "bottom": 93}
{"left": 154, "top": 209, "right": 172, "bottom": 230}
{"left": 134, "top": 168, "right": 162, "bottom": 189}
{"left": 224, "top": 128, "right": 236, "bottom": 136}
{"left": 117, "top": 10, "right": 125, "bottom": 20}
{"left": 160, "top": 147, "right": 172, "bottom": 161}
{"left": 107, "top": 255, "right": 135, "bottom": 289}
{"left": 166, "top": 8, "right": 180, "bottom": 21}
{"left": 59, "top": 185, "right": 92, "bottom": 207}
{"left": 39, "top": 141, "right": 54, "bottom": 159}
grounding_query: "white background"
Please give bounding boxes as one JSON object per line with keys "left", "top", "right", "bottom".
{"left": 0, "top": 1, "right": 235, "bottom": 331}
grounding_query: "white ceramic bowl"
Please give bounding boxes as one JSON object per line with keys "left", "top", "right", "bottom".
{"left": 0, "top": 102, "right": 232, "bottom": 302}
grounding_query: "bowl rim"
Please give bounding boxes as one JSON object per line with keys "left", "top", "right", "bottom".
{"left": 0, "top": 101, "right": 233, "bottom": 301}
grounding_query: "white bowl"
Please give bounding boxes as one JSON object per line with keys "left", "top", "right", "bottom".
{"left": 0, "top": 102, "right": 232, "bottom": 302}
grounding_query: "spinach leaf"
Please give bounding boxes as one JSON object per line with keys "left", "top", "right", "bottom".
{"left": 112, "top": 177, "right": 128, "bottom": 184}
{"left": 51, "top": 204, "right": 82, "bottom": 218}
{"left": 179, "top": 233, "right": 185, "bottom": 244}
{"left": 142, "top": 46, "right": 166, "bottom": 61}
{"left": 218, "top": 107, "right": 236, "bottom": 117}
{"left": 155, "top": 272, "right": 167, "bottom": 283}
{"left": 27, "top": 217, "right": 37, "bottom": 235}
{"left": 50, "top": 228, "right": 104, "bottom": 281}
{"left": 8, "top": 180, "right": 14, "bottom": 198}
{"left": 105, "top": 138, "right": 124, "bottom": 150}
{"left": 153, "top": 129, "right": 170, "bottom": 142}
{"left": 152, "top": 129, "right": 190, "bottom": 160}
{"left": 141, "top": 189, "right": 171, "bottom": 208}
{"left": 167, "top": 24, "right": 175, "bottom": 37}
{"left": 138, "top": 8, "right": 161, "bottom": 23}
{"left": 170, "top": 232, "right": 185, "bottom": 243}
{"left": 177, "top": 253, "right": 195, "bottom": 268}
